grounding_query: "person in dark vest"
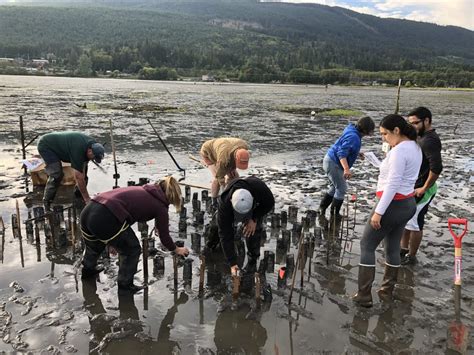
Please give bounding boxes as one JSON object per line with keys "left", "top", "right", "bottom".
{"left": 217, "top": 176, "right": 274, "bottom": 275}
{"left": 37, "top": 131, "right": 105, "bottom": 209}
{"left": 80, "top": 176, "right": 189, "bottom": 292}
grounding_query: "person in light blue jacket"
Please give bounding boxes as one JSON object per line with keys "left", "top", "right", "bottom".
{"left": 319, "top": 116, "right": 375, "bottom": 220}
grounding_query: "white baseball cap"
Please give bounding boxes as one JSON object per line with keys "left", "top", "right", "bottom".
{"left": 231, "top": 189, "right": 254, "bottom": 221}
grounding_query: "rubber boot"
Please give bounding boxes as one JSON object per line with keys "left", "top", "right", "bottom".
{"left": 318, "top": 193, "right": 334, "bottom": 216}
{"left": 117, "top": 248, "right": 142, "bottom": 292}
{"left": 43, "top": 162, "right": 64, "bottom": 210}
{"left": 377, "top": 265, "right": 399, "bottom": 302}
{"left": 352, "top": 265, "right": 375, "bottom": 307}
{"left": 81, "top": 240, "right": 106, "bottom": 279}
{"left": 330, "top": 198, "right": 344, "bottom": 222}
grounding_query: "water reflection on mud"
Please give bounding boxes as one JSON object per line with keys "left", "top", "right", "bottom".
{"left": 0, "top": 76, "right": 473, "bottom": 353}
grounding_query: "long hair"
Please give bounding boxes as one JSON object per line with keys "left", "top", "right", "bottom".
{"left": 380, "top": 114, "right": 417, "bottom": 141}
{"left": 157, "top": 176, "right": 182, "bottom": 212}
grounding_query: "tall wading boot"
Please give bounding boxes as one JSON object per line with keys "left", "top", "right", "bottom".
{"left": 43, "top": 162, "right": 64, "bottom": 211}
{"left": 117, "top": 248, "right": 143, "bottom": 293}
{"left": 330, "top": 198, "right": 344, "bottom": 222}
{"left": 81, "top": 240, "right": 106, "bottom": 279}
{"left": 319, "top": 193, "right": 334, "bottom": 216}
{"left": 352, "top": 265, "right": 376, "bottom": 307}
{"left": 377, "top": 264, "right": 399, "bottom": 302}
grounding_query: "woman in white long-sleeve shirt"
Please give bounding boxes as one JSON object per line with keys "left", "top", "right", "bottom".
{"left": 353, "top": 114, "right": 422, "bottom": 307}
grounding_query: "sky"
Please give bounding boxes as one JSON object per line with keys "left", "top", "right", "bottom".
{"left": 285, "top": 0, "right": 474, "bottom": 30}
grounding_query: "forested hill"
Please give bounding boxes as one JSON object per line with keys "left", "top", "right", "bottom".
{"left": 1, "top": 0, "right": 473, "bottom": 86}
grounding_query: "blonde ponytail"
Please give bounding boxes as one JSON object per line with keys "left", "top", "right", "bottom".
{"left": 157, "top": 176, "right": 182, "bottom": 212}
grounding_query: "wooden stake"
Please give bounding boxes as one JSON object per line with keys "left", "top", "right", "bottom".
{"left": 255, "top": 272, "right": 261, "bottom": 309}
{"left": 19, "top": 116, "right": 27, "bottom": 175}
{"left": 109, "top": 118, "right": 120, "bottom": 188}
{"left": 288, "top": 233, "right": 306, "bottom": 304}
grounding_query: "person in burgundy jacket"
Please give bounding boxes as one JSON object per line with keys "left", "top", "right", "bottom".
{"left": 80, "top": 176, "right": 189, "bottom": 292}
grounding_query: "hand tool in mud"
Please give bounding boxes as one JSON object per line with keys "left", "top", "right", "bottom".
{"left": 447, "top": 218, "right": 469, "bottom": 354}
{"left": 147, "top": 118, "right": 186, "bottom": 180}
{"left": 232, "top": 268, "right": 241, "bottom": 302}
{"left": 288, "top": 232, "right": 306, "bottom": 304}
{"left": 109, "top": 118, "right": 120, "bottom": 188}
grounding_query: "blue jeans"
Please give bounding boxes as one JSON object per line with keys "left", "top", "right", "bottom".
{"left": 323, "top": 154, "right": 347, "bottom": 200}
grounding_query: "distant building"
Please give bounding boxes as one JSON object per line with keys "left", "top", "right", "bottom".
{"left": 202, "top": 74, "right": 215, "bottom": 82}
{"left": 32, "top": 59, "right": 49, "bottom": 68}
{"left": 0, "top": 58, "right": 15, "bottom": 63}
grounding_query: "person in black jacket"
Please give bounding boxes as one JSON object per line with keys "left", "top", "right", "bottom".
{"left": 217, "top": 176, "right": 275, "bottom": 275}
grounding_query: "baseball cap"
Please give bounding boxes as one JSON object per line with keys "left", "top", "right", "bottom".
{"left": 231, "top": 188, "right": 254, "bottom": 221}
{"left": 235, "top": 149, "right": 250, "bottom": 170}
{"left": 91, "top": 143, "right": 105, "bottom": 163}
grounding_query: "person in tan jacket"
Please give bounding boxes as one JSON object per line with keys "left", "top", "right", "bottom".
{"left": 200, "top": 137, "right": 250, "bottom": 200}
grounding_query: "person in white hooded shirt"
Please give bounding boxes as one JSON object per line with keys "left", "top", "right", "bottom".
{"left": 353, "top": 114, "right": 422, "bottom": 308}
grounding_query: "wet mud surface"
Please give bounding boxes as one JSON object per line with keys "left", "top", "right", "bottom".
{"left": 0, "top": 76, "right": 473, "bottom": 354}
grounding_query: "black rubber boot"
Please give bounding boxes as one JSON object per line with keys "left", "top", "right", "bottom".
{"left": 330, "top": 198, "right": 344, "bottom": 220}
{"left": 319, "top": 193, "right": 334, "bottom": 216}
{"left": 377, "top": 265, "right": 399, "bottom": 302}
{"left": 352, "top": 265, "right": 376, "bottom": 307}
{"left": 82, "top": 240, "right": 106, "bottom": 279}
{"left": 43, "top": 162, "right": 64, "bottom": 209}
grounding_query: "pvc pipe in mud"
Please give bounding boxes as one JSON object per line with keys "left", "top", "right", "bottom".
{"left": 199, "top": 255, "right": 205, "bottom": 295}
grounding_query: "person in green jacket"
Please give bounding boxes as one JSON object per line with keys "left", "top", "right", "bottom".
{"left": 37, "top": 131, "right": 105, "bottom": 209}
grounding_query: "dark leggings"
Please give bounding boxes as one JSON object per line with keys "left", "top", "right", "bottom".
{"left": 80, "top": 201, "right": 141, "bottom": 287}
{"left": 360, "top": 197, "right": 416, "bottom": 266}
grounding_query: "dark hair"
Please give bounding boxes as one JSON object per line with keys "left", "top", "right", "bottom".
{"left": 408, "top": 106, "right": 432, "bottom": 124}
{"left": 380, "top": 114, "right": 417, "bottom": 141}
{"left": 356, "top": 116, "right": 375, "bottom": 135}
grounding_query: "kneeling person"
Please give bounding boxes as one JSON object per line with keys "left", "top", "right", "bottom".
{"left": 80, "top": 176, "right": 189, "bottom": 292}
{"left": 217, "top": 176, "right": 275, "bottom": 275}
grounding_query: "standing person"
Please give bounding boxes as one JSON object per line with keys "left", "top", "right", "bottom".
{"left": 217, "top": 176, "right": 274, "bottom": 275}
{"left": 400, "top": 107, "right": 443, "bottom": 265}
{"left": 37, "top": 131, "right": 105, "bottom": 209}
{"left": 200, "top": 137, "right": 250, "bottom": 204}
{"left": 353, "top": 115, "right": 422, "bottom": 307}
{"left": 80, "top": 176, "right": 189, "bottom": 292}
{"left": 319, "top": 117, "right": 375, "bottom": 221}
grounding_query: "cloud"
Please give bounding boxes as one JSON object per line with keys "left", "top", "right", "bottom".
{"left": 283, "top": 0, "right": 474, "bottom": 30}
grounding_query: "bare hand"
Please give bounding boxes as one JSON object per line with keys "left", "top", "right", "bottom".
{"left": 414, "top": 187, "right": 426, "bottom": 198}
{"left": 243, "top": 219, "right": 257, "bottom": 238}
{"left": 370, "top": 213, "right": 382, "bottom": 230}
{"left": 175, "top": 246, "right": 189, "bottom": 257}
{"left": 231, "top": 265, "right": 239, "bottom": 276}
{"left": 108, "top": 246, "right": 118, "bottom": 256}
{"left": 343, "top": 169, "right": 352, "bottom": 180}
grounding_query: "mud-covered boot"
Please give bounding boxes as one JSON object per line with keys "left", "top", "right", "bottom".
{"left": 377, "top": 264, "right": 399, "bottom": 302}
{"left": 352, "top": 265, "right": 375, "bottom": 307}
